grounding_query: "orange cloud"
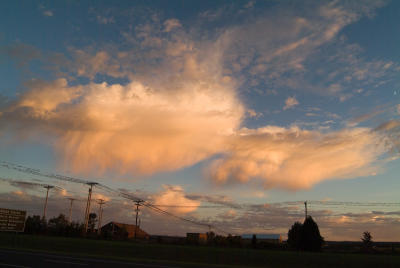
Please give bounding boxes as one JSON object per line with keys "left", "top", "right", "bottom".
{"left": 1, "top": 61, "right": 243, "bottom": 175}
{"left": 210, "top": 126, "right": 387, "bottom": 190}
{"left": 152, "top": 185, "right": 200, "bottom": 214}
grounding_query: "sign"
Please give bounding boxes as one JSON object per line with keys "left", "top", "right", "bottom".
{"left": 0, "top": 208, "right": 26, "bottom": 232}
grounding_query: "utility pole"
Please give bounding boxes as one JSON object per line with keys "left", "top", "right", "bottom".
{"left": 84, "top": 182, "right": 98, "bottom": 233}
{"left": 97, "top": 199, "right": 106, "bottom": 234}
{"left": 42, "top": 185, "right": 54, "bottom": 219}
{"left": 67, "top": 198, "right": 76, "bottom": 223}
{"left": 304, "top": 201, "right": 308, "bottom": 219}
{"left": 134, "top": 200, "right": 143, "bottom": 239}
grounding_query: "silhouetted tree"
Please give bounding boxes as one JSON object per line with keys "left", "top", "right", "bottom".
{"left": 206, "top": 231, "right": 215, "bottom": 245}
{"left": 287, "top": 217, "right": 324, "bottom": 251}
{"left": 361, "top": 231, "right": 373, "bottom": 253}
{"left": 48, "top": 214, "right": 69, "bottom": 235}
{"left": 300, "top": 216, "right": 324, "bottom": 251}
{"left": 252, "top": 234, "right": 257, "bottom": 249}
{"left": 24, "top": 215, "right": 47, "bottom": 234}
{"left": 65, "top": 222, "right": 85, "bottom": 237}
{"left": 287, "top": 221, "right": 303, "bottom": 250}
{"left": 88, "top": 213, "right": 97, "bottom": 233}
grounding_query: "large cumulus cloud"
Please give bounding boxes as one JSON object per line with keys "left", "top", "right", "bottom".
{"left": 209, "top": 126, "right": 387, "bottom": 190}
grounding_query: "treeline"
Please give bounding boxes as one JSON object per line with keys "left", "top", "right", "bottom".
{"left": 186, "top": 232, "right": 284, "bottom": 250}
{"left": 24, "top": 214, "right": 94, "bottom": 237}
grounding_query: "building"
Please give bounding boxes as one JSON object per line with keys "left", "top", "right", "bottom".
{"left": 186, "top": 233, "right": 208, "bottom": 244}
{"left": 101, "top": 221, "right": 149, "bottom": 239}
{"left": 241, "top": 234, "right": 282, "bottom": 244}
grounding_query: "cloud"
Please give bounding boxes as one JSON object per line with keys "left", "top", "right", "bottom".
{"left": 68, "top": 49, "right": 123, "bottom": 79}
{"left": 43, "top": 10, "right": 53, "bottom": 17}
{"left": 1, "top": 43, "right": 42, "bottom": 67}
{"left": 209, "top": 126, "right": 387, "bottom": 190}
{"left": 216, "top": 0, "right": 396, "bottom": 98}
{"left": 283, "top": 96, "right": 299, "bottom": 110}
{"left": 374, "top": 120, "right": 400, "bottom": 131}
{"left": 2, "top": 1, "right": 399, "bottom": 192}
{"left": 96, "top": 15, "right": 115, "bottom": 25}
{"left": 152, "top": 185, "right": 200, "bottom": 214}
{"left": 2, "top": 186, "right": 400, "bottom": 240}
{"left": 186, "top": 193, "right": 241, "bottom": 209}
{"left": 163, "top": 19, "right": 181, "bottom": 32}
{"left": 92, "top": 193, "right": 111, "bottom": 202}
{"left": 0, "top": 63, "right": 243, "bottom": 175}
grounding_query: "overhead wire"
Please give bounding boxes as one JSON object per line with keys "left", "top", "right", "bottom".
{"left": 1, "top": 161, "right": 228, "bottom": 233}
{"left": 2, "top": 161, "right": 399, "bottom": 236}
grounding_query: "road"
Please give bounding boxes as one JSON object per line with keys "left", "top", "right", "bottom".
{"left": 0, "top": 249, "right": 194, "bottom": 268}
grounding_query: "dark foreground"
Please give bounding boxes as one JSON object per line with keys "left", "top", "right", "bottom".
{"left": 0, "top": 249, "right": 186, "bottom": 268}
{"left": 1, "top": 233, "right": 400, "bottom": 268}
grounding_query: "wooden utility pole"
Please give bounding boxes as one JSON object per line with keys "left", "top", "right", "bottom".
{"left": 67, "top": 198, "right": 76, "bottom": 223}
{"left": 134, "top": 200, "right": 143, "bottom": 239}
{"left": 84, "top": 182, "right": 98, "bottom": 233}
{"left": 97, "top": 199, "right": 106, "bottom": 234}
{"left": 304, "top": 201, "right": 308, "bottom": 219}
{"left": 42, "top": 185, "right": 54, "bottom": 219}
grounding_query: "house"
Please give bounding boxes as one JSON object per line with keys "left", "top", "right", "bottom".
{"left": 186, "top": 233, "right": 208, "bottom": 244}
{"left": 241, "top": 234, "right": 282, "bottom": 244}
{"left": 101, "top": 221, "right": 149, "bottom": 239}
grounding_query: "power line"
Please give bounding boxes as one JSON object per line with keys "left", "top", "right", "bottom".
{"left": 3, "top": 161, "right": 399, "bottom": 235}
{"left": 1, "top": 161, "right": 224, "bottom": 233}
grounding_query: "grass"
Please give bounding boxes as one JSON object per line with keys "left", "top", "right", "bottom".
{"left": 1, "top": 233, "right": 400, "bottom": 267}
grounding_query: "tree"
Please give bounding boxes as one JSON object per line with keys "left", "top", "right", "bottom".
{"left": 206, "top": 231, "right": 216, "bottom": 245}
{"left": 300, "top": 216, "right": 324, "bottom": 251}
{"left": 88, "top": 213, "right": 97, "bottom": 233}
{"left": 361, "top": 231, "right": 373, "bottom": 253}
{"left": 24, "top": 215, "right": 47, "bottom": 234}
{"left": 287, "top": 217, "right": 324, "bottom": 252}
{"left": 287, "top": 221, "right": 303, "bottom": 250}
{"left": 48, "top": 214, "right": 69, "bottom": 235}
{"left": 252, "top": 234, "right": 257, "bottom": 249}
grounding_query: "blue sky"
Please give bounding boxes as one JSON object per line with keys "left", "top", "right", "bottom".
{"left": 1, "top": 0, "right": 400, "bottom": 241}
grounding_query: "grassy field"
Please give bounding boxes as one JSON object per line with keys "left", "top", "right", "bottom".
{"left": 1, "top": 233, "right": 400, "bottom": 267}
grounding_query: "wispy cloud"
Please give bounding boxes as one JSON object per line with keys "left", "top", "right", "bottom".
{"left": 43, "top": 10, "right": 53, "bottom": 17}
{"left": 163, "top": 18, "right": 181, "bottom": 32}
{"left": 283, "top": 96, "right": 299, "bottom": 110}
{"left": 96, "top": 15, "right": 115, "bottom": 25}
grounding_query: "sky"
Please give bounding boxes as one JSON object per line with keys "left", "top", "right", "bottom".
{"left": 0, "top": 0, "right": 400, "bottom": 241}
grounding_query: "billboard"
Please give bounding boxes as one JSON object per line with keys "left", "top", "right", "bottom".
{"left": 0, "top": 208, "right": 26, "bottom": 232}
